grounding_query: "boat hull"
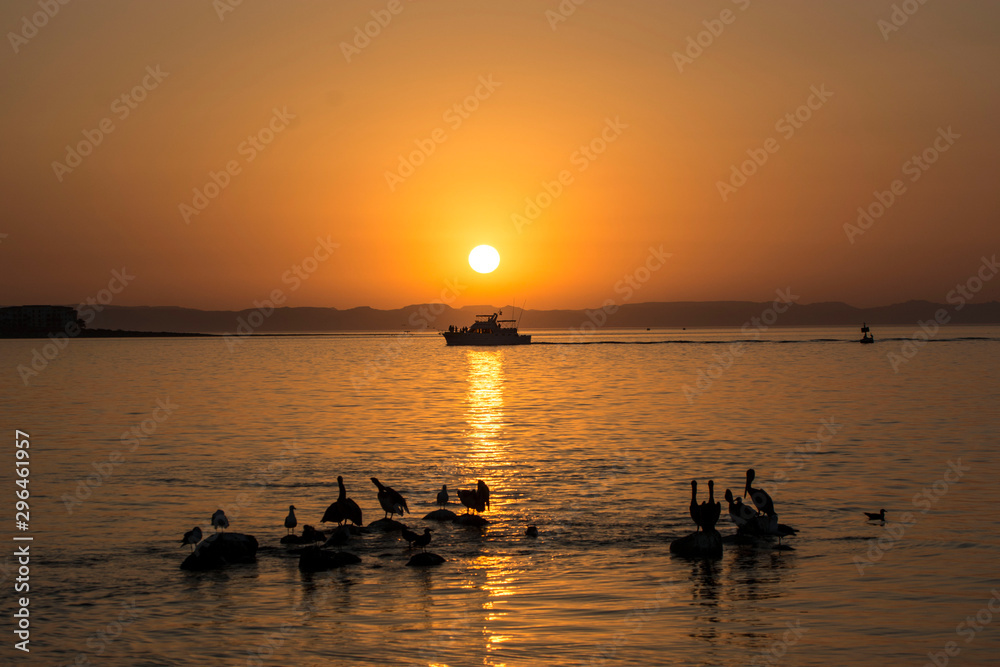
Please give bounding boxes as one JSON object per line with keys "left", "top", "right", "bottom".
{"left": 442, "top": 332, "right": 531, "bottom": 346}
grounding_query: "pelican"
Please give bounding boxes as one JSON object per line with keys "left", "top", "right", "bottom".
{"left": 401, "top": 527, "right": 419, "bottom": 549}
{"left": 371, "top": 477, "right": 409, "bottom": 520}
{"left": 413, "top": 527, "right": 433, "bottom": 551}
{"left": 180, "top": 526, "right": 202, "bottom": 552}
{"left": 864, "top": 509, "right": 886, "bottom": 521}
{"left": 689, "top": 480, "right": 702, "bottom": 531}
{"left": 744, "top": 469, "right": 775, "bottom": 517}
{"left": 724, "top": 488, "right": 757, "bottom": 529}
{"left": 700, "top": 480, "right": 721, "bottom": 531}
{"left": 437, "top": 484, "right": 449, "bottom": 508}
{"left": 457, "top": 488, "right": 480, "bottom": 514}
{"left": 211, "top": 509, "right": 229, "bottom": 532}
{"left": 322, "top": 476, "right": 364, "bottom": 526}
{"left": 284, "top": 505, "right": 297, "bottom": 535}
{"left": 476, "top": 480, "right": 491, "bottom": 512}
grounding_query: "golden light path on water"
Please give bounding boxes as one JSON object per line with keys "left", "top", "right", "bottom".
{"left": 462, "top": 349, "right": 518, "bottom": 663}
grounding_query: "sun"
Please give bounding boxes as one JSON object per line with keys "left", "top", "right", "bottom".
{"left": 469, "top": 245, "right": 500, "bottom": 273}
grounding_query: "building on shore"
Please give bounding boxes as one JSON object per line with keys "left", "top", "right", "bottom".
{"left": 0, "top": 305, "right": 83, "bottom": 337}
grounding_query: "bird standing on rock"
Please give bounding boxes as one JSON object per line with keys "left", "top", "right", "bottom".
{"left": 414, "top": 528, "right": 433, "bottom": 551}
{"left": 700, "top": 480, "right": 721, "bottom": 531}
{"left": 284, "top": 505, "right": 297, "bottom": 535}
{"left": 180, "top": 526, "right": 202, "bottom": 551}
{"left": 211, "top": 509, "right": 229, "bottom": 532}
{"left": 323, "top": 476, "right": 364, "bottom": 526}
{"left": 477, "top": 480, "right": 490, "bottom": 512}
{"left": 724, "top": 488, "right": 757, "bottom": 529}
{"left": 689, "top": 480, "right": 702, "bottom": 531}
{"left": 401, "top": 528, "right": 420, "bottom": 549}
{"left": 744, "top": 469, "right": 775, "bottom": 517}
{"left": 371, "top": 477, "right": 409, "bottom": 520}
{"left": 437, "top": 485, "right": 449, "bottom": 508}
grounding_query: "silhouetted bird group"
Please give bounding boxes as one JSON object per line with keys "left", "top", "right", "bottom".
{"left": 688, "top": 470, "right": 800, "bottom": 545}
{"left": 456, "top": 480, "right": 491, "bottom": 514}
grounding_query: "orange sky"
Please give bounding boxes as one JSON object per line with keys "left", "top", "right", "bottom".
{"left": 1, "top": 0, "right": 998, "bottom": 310}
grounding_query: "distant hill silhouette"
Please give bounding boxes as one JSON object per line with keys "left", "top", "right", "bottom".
{"left": 67, "top": 300, "right": 1000, "bottom": 334}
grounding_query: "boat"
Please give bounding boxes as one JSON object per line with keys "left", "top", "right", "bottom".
{"left": 859, "top": 322, "right": 874, "bottom": 344}
{"left": 442, "top": 310, "right": 530, "bottom": 346}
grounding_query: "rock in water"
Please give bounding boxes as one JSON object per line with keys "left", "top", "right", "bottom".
{"left": 367, "top": 518, "right": 407, "bottom": 532}
{"left": 298, "top": 546, "right": 362, "bottom": 572}
{"left": 423, "top": 509, "right": 458, "bottom": 522}
{"left": 181, "top": 533, "right": 258, "bottom": 571}
{"left": 406, "top": 552, "right": 445, "bottom": 567}
{"left": 669, "top": 530, "right": 723, "bottom": 559}
{"left": 453, "top": 514, "right": 489, "bottom": 527}
{"left": 280, "top": 525, "right": 327, "bottom": 545}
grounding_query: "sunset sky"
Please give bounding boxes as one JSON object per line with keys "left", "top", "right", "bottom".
{"left": 1, "top": 0, "right": 998, "bottom": 310}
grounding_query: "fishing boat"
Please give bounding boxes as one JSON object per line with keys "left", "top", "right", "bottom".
{"left": 859, "top": 322, "right": 874, "bottom": 344}
{"left": 442, "top": 310, "right": 530, "bottom": 346}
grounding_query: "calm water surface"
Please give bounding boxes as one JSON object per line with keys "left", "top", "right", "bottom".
{"left": 1, "top": 326, "right": 998, "bottom": 666}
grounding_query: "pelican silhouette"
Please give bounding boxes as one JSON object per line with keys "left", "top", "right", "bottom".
{"left": 864, "top": 509, "right": 886, "bottom": 521}
{"left": 413, "top": 527, "right": 433, "bottom": 551}
{"left": 322, "top": 476, "right": 364, "bottom": 526}
{"left": 700, "top": 480, "right": 722, "bottom": 531}
{"left": 457, "top": 488, "right": 480, "bottom": 514}
{"left": 371, "top": 477, "right": 409, "bottom": 520}
{"left": 744, "top": 469, "right": 775, "bottom": 517}
{"left": 437, "top": 484, "right": 449, "bottom": 508}
{"left": 180, "top": 526, "right": 202, "bottom": 552}
{"left": 211, "top": 509, "right": 229, "bottom": 532}
{"left": 284, "top": 505, "right": 297, "bottom": 535}
{"left": 689, "top": 480, "right": 702, "bottom": 531}
{"left": 724, "top": 488, "right": 757, "bottom": 529}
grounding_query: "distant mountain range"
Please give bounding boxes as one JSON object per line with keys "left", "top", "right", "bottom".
{"left": 71, "top": 300, "right": 1000, "bottom": 334}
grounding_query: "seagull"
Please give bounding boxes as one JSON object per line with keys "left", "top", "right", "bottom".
{"left": 689, "top": 480, "right": 702, "bottom": 531}
{"left": 211, "top": 509, "right": 229, "bottom": 532}
{"left": 437, "top": 484, "right": 449, "bottom": 508}
{"left": 724, "top": 488, "right": 757, "bottom": 529}
{"left": 744, "top": 469, "right": 775, "bottom": 517}
{"left": 371, "top": 477, "right": 409, "bottom": 520}
{"left": 284, "top": 505, "right": 297, "bottom": 535}
{"left": 700, "top": 480, "right": 722, "bottom": 531}
{"left": 180, "top": 526, "right": 202, "bottom": 552}
{"left": 758, "top": 514, "right": 798, "bottom": 546}
{"left": 457, "top": 488, "right": 480, "bottom": 514}
{"left": 864, "top": 509, "right": 886, "bottom": 521}
{"left": 323, "top": 476, "right": 364, "bottom": 526}
{"left": 413, "top": 527, "right": 433, "bottom": 552}
{"left": 477, "top": 480, "right": 491, "bottom": 512}
{"left": 401, "top": 527, "right": 420, "bottom": 549}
